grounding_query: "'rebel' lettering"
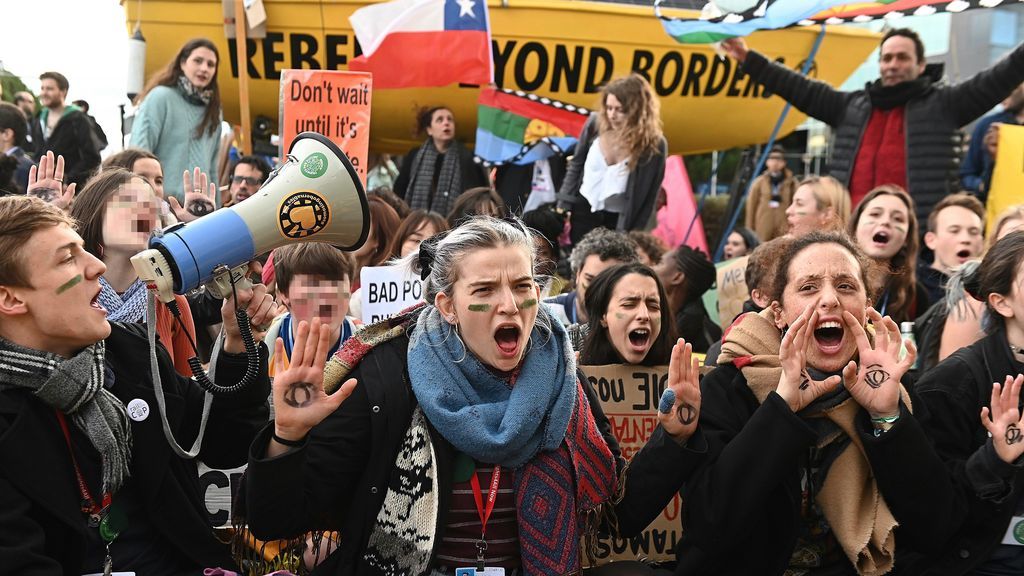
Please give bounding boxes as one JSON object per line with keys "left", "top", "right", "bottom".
{"left": 228, "top": 34, "right": 775, "bottom": 100}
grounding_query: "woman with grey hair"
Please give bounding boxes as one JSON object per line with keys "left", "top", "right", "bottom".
{"left": 240, "top": 216, "right": 705, "bottom": 575}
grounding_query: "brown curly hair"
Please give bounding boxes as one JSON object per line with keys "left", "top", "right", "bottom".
{"left": 596, "top": 74, "right": 663, "bottom": 166}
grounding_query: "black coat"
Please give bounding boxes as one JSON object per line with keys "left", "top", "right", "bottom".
{"left": 494, "top": 156, "right": 568, "bottom": 215}
{"left": 392, "top": 143, "right": 489, "bottom": 208}
{"left": 742, "top": 43, "right": 1024, "bottom": 226}
{"left": 29, "top": 108, "right": 101, "bottom": 188}
{"left": 0, "top": 323, "right": 269, "bottom": 574}
{"left": 557, "top": 114, "right": 667, "bottom": 245}
{"left": 674, "top": 363, "right": 955, "bottom": 575}
{"left": 242, "top": 335, "right": 686, "bottom": 575}
{"left": 902, "top": 329, "right": 1024, "bottom": 574}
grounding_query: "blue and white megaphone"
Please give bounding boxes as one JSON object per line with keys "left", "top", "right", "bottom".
{"left": 131, "top": 132, "right": 369, "bottom": 301}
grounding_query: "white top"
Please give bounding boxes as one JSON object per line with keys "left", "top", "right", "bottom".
{"left": 523, "top": 158, "right": 556, "bottom": 213}
{"left": 579, "top": 137, "right": 629, "bottom": 214}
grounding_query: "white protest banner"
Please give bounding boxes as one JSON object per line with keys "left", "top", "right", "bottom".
{"left": 198, "top": 462, "right": 247, "bottom": 529}
{"left": 580, "top": 364, "right": 681, "bottom": 565}
{"left": 361, "top": 265, "right": 424, "bottom": 324}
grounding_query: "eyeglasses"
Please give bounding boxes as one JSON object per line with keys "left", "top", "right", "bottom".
{"left": 232, "top": 176, "right": 262, "bottom": 186}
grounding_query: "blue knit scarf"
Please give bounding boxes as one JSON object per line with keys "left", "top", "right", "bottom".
{"left": 408, "top": 305, "right": 575, "bottom": 468}
{"left": 97, "top": 277, "right": 149, "bottom": 323}
{"left": 408, "top": 305, "right": 617, "bottom": 574}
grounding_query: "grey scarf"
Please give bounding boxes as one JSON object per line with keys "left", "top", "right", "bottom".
{"left": 176, "top": 75, "right": 213, "bottom": 107}
{"left": 0, "top": 337, "right": 132, "bottom": 494}
{"left": 407, "top": 139, "right": 464, "bottom": 215}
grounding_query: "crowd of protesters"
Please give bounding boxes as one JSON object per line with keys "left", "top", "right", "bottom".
{"left": 2, "top": 24, "right": 1024, "bottom": 576}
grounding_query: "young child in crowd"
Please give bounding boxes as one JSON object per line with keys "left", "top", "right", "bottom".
{"left": 919, "top": 193, "right": 985, "bottom": 303}
{"left": 264, "top": 242, "right": 359, "bottom": 376}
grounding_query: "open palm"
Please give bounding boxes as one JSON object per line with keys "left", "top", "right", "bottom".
{"left": 169, "top": 167, "right": 218, "bottom": 222}
{"left": 842, "top": 308, "right": 915, "bottom": 418}
{"left": 272, "top": 317, "right": 357, "bottom": 441}
{"left": 981, "top": 374, "right": 1024, "bottom": 464}
{"left": 658, "top": 338, "right": 702, "bottom": 441}
{"left": 776, "top": 305, "right": 843, "bottom": 412}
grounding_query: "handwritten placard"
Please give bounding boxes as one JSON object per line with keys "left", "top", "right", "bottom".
{"left": 280, "top": 69, "right": 372, "bottom": 184}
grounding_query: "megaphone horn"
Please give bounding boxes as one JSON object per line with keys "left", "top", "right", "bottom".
{"left": 132, "top": 132, "right": 370, "bottom": 299}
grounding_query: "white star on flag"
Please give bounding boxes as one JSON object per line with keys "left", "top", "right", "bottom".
{"left": 456, "top": 0, "right": 476, "bottom": 18}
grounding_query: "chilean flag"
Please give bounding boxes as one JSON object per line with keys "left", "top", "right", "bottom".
{"left": 349, "top": 0, "right": 493, "bottom": 89}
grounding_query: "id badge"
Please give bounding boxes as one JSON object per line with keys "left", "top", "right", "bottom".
{"left": 1001, "top": 515, "right": 1024, "bottom": 546}
{"left": 455, "top": 568, "right": 505, "bottom": 576}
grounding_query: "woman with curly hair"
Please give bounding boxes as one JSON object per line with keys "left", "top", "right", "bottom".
{"left": 558, "top": 74, "right": 667, "bottom": 245}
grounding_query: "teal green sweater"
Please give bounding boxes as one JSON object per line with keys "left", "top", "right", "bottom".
{"left": 130, "top": 85, "right": 221, "bottom": 204}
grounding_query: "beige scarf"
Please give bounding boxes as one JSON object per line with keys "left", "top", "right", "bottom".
{"left": 717, "top": 309, "right": 910, "bottom": 576}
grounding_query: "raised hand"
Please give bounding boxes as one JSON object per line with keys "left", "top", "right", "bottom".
{"left": 981, "top": 374, "right": 1024, "bottom": 464}
{"left": 272, "top": 318, "right": 357, "bottom": 446}
{"left": 775, "top": 304, "right": 843, "bottom": 412}
{"left": 220, "top": 280, "right": 277, "bottom": 354}
{"left": 26, "top": 151, "right": 76, "bottom": 210}
{"left": 169, "top": 167, "right": 217, "bottom": 222}
{"left": 841, "top": 308, "right": 915, "bottom": 419}
{"left": 658, "top": 339, "right": 702, "bottom": 442}
{"left": 719, "top": 37, "right": 749, "bottom": 62}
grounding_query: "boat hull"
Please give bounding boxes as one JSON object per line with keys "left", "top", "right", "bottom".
{"left": 124, "top": 0, "right": 879, "bottom": 155}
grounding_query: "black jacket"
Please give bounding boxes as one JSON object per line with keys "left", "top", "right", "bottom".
{"left": 0, "top": 323, "right": 269, "bottom": 574}
{"left": 903, "top": 329, "right": 1024, "bottom": 574}
{"left": 494, "top": 156, "right": 568, "bottom": 215}
{"left": 392, "top": 143, "right": 489, "bottom": 207}
{"left": 674, "top": 363, "right": 956, "bottom": 575}
{"left": 242, "top": 334, "right": 688, "bottom": 575}
{"left": 30, "top": 108, "right": 101, "bottom": 188}
{"left": 557, "top": 114, "right": 667, "bottom": 244}
{"left": 742, "top": 43, "right": 1024, "bottom": 225}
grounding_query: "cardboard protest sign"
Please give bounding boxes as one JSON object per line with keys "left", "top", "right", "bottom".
{"left": 360, "top": 264, "right": 424, "bottom": 323}
{"left": 580, "top": 363, "right": 681, "bottom": 564}
{"left": 715, "top": 255, "right": 748, "bottom": 327}
{"left": 988, "top": 123, "right": 1024, "bottom": 233}
{"left": 280, "top": 69, "right": 372, "bottom": 184}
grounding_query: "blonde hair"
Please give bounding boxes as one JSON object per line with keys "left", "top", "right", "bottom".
{"left": 0, "top": 196, "right": 76, "bottom": 288}
{"left": 798, "top": 175, "right": 851, "bottom": 230}
{"left": 987, "top": 204, "right": 1024, "bottom": 252}
{"left": 596, "top": 74, "right": 663, "bottom": 166}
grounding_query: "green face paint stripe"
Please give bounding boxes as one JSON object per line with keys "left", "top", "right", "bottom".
{"left": 519, "top": 298, "right": 538, "bottom": 309}
{"left": 468, "top": 304, "right": 491, "bottom": 312}
{"left": 56, "top": 274, "right": 83, "bottom": 295}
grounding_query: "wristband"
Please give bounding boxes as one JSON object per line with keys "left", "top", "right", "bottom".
{"left": 871, "top": 414, "right": 900, "bottom": 424}
{"left": 272, "top": 431, "right": 307, "bottom": 447}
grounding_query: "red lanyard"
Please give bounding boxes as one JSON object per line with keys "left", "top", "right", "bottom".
{"left": 470, "top": 465, "right": 502, "bottom": 538}
{"left": 470, "top": 465, "right": 501, "bottom": 570}
{"left": 55, "top": 411, "right": 111, "bottom": 525}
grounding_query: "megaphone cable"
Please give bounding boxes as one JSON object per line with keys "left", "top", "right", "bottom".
{"left": 143, "top": 270, "right": 262, "bottom": 459}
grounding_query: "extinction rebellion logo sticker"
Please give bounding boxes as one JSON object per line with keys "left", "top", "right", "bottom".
{"left": 278, "top": 191, "right": 330, "bottom": 239}
{"left": 300, "top": 152, "right": 329, "bottom": 179}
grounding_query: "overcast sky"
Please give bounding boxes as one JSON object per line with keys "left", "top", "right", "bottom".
{"left": 1, "top": 0, "right": 129, "bottom": 155}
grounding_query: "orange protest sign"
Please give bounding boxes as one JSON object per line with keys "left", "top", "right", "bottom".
{"left": 280, "top": 69, "right": 372, "bottom": 185}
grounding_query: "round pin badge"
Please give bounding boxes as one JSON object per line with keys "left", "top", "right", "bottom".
{"left": 1014, "top": 519, "right": 1024, "bottom": 545}
{"left": 127, "top": 398, "right": 150, "bottom": 422}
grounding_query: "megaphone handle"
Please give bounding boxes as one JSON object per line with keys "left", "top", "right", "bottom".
{"left": 207, "top": 263, "right": 253, "bottom": 300}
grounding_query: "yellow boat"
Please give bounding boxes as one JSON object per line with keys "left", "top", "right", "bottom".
{"left": 122, "top": 0, "right": 879, "bottom": 155}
